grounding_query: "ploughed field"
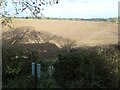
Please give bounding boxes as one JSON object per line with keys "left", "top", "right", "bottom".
{"left": 3, "top": 19, "right": 118, "bottom": 46}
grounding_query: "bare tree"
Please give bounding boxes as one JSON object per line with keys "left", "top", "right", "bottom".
{"left": 2, "top": 26, "right": 54, "bottom": 45}
{"left": 1, "top": 17, "right": 13, "bottom": 28}
{"left": 53, "top": 35, "right": 77, "bottom": 48}
{"left": 1, "top": 0, "right": 60, "bottom": 17}
{"left": 3, "top": 26, "right": 77, "bottom": 48}
{"left": 39, "top": 31, "right": 54, "bottom": 43}
{"left": 29, "top": 30, "right": 54, "bottom": 43}
{"left": 0, "top": 0, "right": 60, "bottom": 29}
{"left": 29, "top": 30, "right": 42, "bottom": 43}
{"left": 2, "top": 26, "right": 35, "bottom": 45}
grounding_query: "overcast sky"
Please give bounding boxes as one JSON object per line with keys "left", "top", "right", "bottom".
{"left": 43, "top": 0, "right": 119, "bottom": 18}
{"left": 1, "top": 0, "right": 119, "bottom": 18}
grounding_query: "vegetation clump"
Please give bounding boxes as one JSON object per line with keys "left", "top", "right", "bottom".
{"left": 54, "top": 46, "right": 119, "bottom": 88}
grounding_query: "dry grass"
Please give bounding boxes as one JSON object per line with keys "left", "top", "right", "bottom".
{"left": 2, "top": 19, "right": 118, "bottom": 46}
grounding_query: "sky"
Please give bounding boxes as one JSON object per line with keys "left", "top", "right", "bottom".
{"left": 43, "top": 0, "right": 119, "bottom": 18}
{"left": 1, "top": 0, "right": 119, "bottom": 18}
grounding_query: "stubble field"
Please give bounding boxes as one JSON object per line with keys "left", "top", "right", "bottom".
{"left": 3, "top": 19, "right": 118, "bottom": 46}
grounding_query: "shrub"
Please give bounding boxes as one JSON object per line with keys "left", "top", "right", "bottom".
{"left": 2, "top": 46, "right": 32, "bottom": 79}
{"left": 54, "top": 47, "right": 118, "bottom": 88}
{"left": 3, "top": 74, "right": 33, "bottom": 88}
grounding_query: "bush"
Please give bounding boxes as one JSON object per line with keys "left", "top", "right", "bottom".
{"left": 3, "top": 74, "right": 33, "bottom": 88}
{"left": 54, "top": 47, "right": 118, "bottom": 88}
{"left": 2, "top": 45, "right": 32, "bottom": 79}
{"left": 2, "top": 45, "right": 58, "bottom": 88}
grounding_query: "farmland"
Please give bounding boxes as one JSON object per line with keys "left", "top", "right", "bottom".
{"left": 3, "top": 18, "right": 118, "bottom": 46}
{"left": 2, "top": 18, "right": 120, "bottom": 88}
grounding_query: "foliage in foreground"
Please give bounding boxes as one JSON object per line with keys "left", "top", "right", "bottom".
{"left": 2, "top": 44, "right": 58, "bottom": 88}
{"left": 3, "top": 70, "right": 58, "bottom": 88}
{"left": 54, "top": 45, "right": 119, "bottom": 88}
{"left": 2, "top": 44, "right": 120, "bottom": 88}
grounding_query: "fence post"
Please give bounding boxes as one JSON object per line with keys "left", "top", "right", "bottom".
{"left": 32, "top": 62, "right": 41, "bottom": 88}
{"left": 34, "top": 62, "right": 37, "bottom": 89}
{"left": 32, "top": 62, "right": 37, "bottom": 89}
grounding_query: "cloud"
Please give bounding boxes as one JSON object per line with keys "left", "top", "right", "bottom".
{"left": 43, "top": 0, "right": 118, "bottom": 18}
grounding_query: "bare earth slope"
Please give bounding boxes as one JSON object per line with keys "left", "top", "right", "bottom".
{"left": 3, "top": 19, "right": 118, "bottom": 46}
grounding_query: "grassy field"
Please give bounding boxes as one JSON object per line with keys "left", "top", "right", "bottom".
{"left": 3, "top": 18, "right": 118, "bottom": 46}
